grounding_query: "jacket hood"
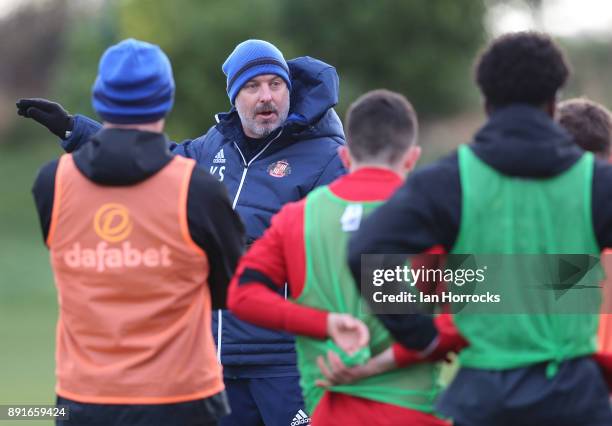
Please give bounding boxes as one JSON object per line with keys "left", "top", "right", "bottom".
{"left": 73, "top": 128, "right": 173, "bottom": 185}
{"left": 471, "top": 104, "right": 584, "bottom": 178}
{"left": 215, "top": 56, "right": 344, "bottom": 142}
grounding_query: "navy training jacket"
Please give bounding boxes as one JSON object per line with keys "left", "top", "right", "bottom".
{"left": 61, "top": 56, "right": 346, "bottom": 377}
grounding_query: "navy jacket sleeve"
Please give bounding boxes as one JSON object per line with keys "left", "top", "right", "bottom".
{"left": 32, "top": 159, "right": 59, "bottom": 244}
{"left": 61, "top": 115, "right": 103, "bottom": 152}
{"left": 347, "top": 153, "right": 461, "bottom": 350}
{"left": 187, "top": 166, "right": 246, "bottom": 309}
{"left": 61, "top": 114, "right": 199, "bottom": 158}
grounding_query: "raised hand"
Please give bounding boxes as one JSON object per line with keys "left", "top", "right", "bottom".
{"left": 16, "top": 98, "right": 73, "bottom": 139}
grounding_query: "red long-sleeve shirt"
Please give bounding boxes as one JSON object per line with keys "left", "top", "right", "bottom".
{"left": 228, "top": 168, "right": 404, "bottom": 339}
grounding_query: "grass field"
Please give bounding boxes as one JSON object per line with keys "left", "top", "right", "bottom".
{"left": 0, "top": 136, "right": 64, "bottom": 426}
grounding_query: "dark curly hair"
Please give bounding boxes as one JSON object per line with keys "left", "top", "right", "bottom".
{"left": 475, "top": 32, "right": 570, "bottom": 108}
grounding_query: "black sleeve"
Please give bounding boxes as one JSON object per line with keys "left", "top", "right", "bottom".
{"left": 347, "top": 153, "right": 461, "bottom": 350}
{"left": 592, "top": 159, "right": 612, "bottom": 249}
{"left": 31, "top": 159, "right": 59, "bottom": 245}
{"left": 187, "top": 166, "right": 246, "bottom": 309}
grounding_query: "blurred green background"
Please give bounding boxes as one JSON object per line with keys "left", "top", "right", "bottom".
{"left": 2, "top": 0, "right": 612, "bottom": 424}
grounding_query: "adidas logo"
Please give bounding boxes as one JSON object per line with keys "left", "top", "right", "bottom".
{"left": 290, "top": 409, "right": 310, "bottom": 425}
{"left": 213, "top": 149, "right": 226, "bottom": 164}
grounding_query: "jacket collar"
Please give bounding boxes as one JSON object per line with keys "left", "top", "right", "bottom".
{"left": 470, "top": 104, "right": 584, "bottom": 178}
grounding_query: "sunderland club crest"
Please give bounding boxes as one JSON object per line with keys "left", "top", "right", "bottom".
{"left": 268, "top": 159, "right": 292, "bottom": 178}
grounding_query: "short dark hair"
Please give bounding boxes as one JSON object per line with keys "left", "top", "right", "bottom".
{"left": 345, "top": 89, "right": 417, "bottom": 164}
{"left": 475, "top": 32, "right": 570, "bottom": 108}
{"left": 558, "top": 98, "right": 612, "bottom": 158}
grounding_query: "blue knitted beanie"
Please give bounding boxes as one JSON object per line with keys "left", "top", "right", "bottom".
{"left": 222, "top": 39, "right": 291, "bottom": 105}
{"left": 92, "top": 39, "right": 175, "bottom": 124}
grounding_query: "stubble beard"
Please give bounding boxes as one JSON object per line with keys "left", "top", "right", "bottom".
{"left": 239, "top": 98, "right": 290, "bottom": 139}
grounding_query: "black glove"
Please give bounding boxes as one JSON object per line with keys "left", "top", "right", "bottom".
{"left": 16, "top": 98, "right": 74, "bottom": 139}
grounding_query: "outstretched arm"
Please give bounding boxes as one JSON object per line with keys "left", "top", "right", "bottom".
{"left": 16, "top": 98, "right": 199, "bottom": 157}
{"left": 17, "top": 98, "right": 98, "bottom": 152}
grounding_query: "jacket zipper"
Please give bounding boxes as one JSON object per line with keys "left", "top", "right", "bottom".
{"left": 231, "top": 129, "right": 283, "bottom": 207}
{"left": 217, "top": 129, "right": 284, "bottom": 361}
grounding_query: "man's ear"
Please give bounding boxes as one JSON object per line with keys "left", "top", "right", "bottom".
{"left": 338, "top": 145, "right": 351, "bottom": 171}
{"left": 403, "top": 145, "right": 422, "bottom": 172}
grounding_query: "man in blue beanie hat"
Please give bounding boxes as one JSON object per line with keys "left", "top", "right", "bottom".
{"left": 18, "top": 38, "right": 346, "bottom": 426}
{"left": 24, "top": 38, "right": 245, "bottom": 426}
